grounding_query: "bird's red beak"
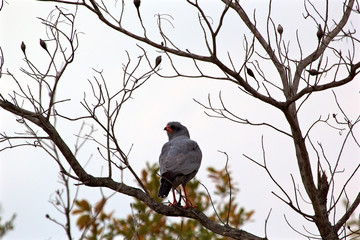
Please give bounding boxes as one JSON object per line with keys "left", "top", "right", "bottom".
{"left": 165, "top": 125, "right": 174, "bottom": 132}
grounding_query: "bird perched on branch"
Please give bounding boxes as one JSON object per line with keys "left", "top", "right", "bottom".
{"left": 158, "top": 122, "right": 202, "bottom": 209}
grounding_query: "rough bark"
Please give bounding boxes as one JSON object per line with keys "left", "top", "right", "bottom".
{"left": 0, "top": 99, "right": 265, "bottom": 240}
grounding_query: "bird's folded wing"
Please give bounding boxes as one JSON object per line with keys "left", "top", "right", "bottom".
{"left": 159, "top": 138, "right": 202, "bottom": 177}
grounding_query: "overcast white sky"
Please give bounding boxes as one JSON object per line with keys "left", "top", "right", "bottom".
{"left": 1, "top": 0, "right": 359, "bottom": 239}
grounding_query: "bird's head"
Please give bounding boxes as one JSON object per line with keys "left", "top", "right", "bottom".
{"left": 164, "top": 121, "right": 190, "bottom": 140}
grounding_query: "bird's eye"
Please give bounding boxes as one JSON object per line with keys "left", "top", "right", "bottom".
{"left": 170, "top": 125, "right": 179, "bottom": 131}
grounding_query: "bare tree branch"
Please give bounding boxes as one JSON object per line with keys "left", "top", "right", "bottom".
{"left": 1, "top": 1, "right": 359, "bottom": 239}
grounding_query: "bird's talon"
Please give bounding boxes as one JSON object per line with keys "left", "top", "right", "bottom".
{"left": 168, "top": 201, "right": 181, "bottom": 207}
{"left": 183, "top": 200, "right": 197, "bottom": 209}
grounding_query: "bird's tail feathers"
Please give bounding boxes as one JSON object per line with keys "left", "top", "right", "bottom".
{"left": 158, "top": 179, "right": 172, "bottom": 198}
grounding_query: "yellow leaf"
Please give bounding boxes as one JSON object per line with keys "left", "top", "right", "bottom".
{"left": 72, "top": 209, "right": 84, "bottom": 215}
{"left": 246, "top": 210, "right": 255, "bottom": 220}
{"left": 76, "top": 214, "right": 91, "bottom": 229}
{"left": 75, "top": 199, "right": 91, "bottom": 211}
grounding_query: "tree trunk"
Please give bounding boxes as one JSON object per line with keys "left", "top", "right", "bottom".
{"left": 283, "top": 103, "right": 339, "bottom": 240}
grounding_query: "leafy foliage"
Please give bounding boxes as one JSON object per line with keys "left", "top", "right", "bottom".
{"left": 72, "top": 162, "right": 254, "bottom": 239}
{"left": 0, "top": 205, "right": 16, "bottom": 238}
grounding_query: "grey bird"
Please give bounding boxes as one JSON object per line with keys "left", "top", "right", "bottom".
{"left": 158, "top": 121, "right": 202, "bottom": 209}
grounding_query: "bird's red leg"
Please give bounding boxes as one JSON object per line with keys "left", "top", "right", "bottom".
{"left": 183, "top": 186, "right": 197, "bottom": 209}
{"left": 168, "top": 189, "right": 178, "bottom": 206}
{"left": 172, "top": 189, "right": 178, "bottom": 205}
